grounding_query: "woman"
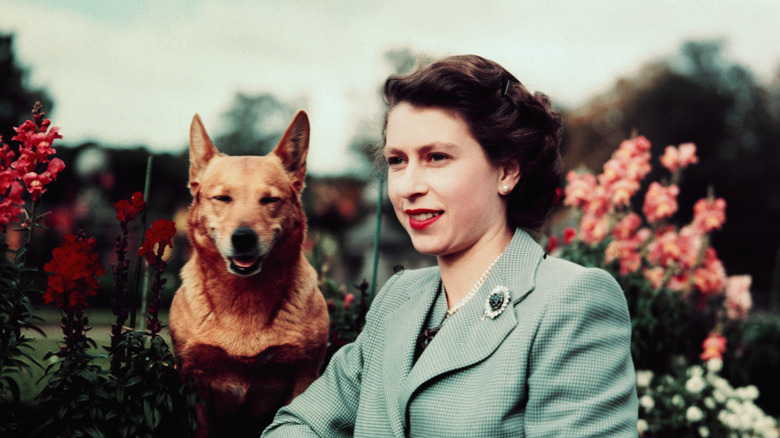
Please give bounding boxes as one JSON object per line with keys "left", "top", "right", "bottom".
{"left": 263, "top": 55, "right": 638, "bottom": 437}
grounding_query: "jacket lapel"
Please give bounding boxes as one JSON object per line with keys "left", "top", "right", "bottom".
{"left": 397, "top": 230, "right": 544, "bottom": 422}
{"left": 381, "top": 272, "right": 439, "bottom": 437}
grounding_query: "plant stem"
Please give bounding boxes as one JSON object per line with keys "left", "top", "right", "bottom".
{"left": 130, "top": 155, "right": 154, "bottom": 329}
{"left": 369, "top": 174, "right": 383, "bottom": 301}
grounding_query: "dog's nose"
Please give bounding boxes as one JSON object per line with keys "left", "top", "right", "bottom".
{"left": 231, "top": 227, "right": 258, "bottom": 252}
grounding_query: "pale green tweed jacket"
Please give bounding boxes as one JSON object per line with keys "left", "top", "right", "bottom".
{"left": 263, "top": 229, "right": 638, "bottom": 437}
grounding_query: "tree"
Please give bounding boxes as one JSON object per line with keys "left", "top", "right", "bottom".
{"left": 0, "top": 32, "right": 53, "bottom": 145}
{"left": 562, "top": 40, "right": 780, "bottom": 300}
{"left": 214, "top": 92, "right": 298, "bottom": 156}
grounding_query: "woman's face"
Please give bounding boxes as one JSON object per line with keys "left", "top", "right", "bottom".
{"left": 384, "top": 103, "right": 517, "bottom": 259}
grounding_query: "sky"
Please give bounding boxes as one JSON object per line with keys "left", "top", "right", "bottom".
{"left": 1, "top": 0, "right": 779, "bottom": 176}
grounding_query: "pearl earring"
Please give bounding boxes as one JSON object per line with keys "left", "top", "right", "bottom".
{"left": 502, "top": 185, "right": 510, "bottom": 193}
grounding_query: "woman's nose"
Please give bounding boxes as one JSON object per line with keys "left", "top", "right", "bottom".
{"left": 394, "top": 164, "right": 428, "bottom": 200}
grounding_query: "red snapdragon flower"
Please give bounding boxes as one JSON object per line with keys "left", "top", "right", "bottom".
{"left": 44, "top": 233, "right": 106, "bottom": 309}
{"left": 138, "top": 219, "right": 176, "bottom": 264}
{"left": 562, "top": 227, "right": 577, "bottom": 245}
{"left": 115, "top": 191, "right": 147, "bottom": 222}
{"left": 0, "top": 103, "right": 65, "bottom": 222}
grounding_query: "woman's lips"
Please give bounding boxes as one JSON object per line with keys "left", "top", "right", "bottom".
{"left": 406, "top": 209, "right": 443, "bottom": 231}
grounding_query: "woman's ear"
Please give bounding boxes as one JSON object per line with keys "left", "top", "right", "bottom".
{"left": 498, "top": 160, "right": 521, "bottom": 195}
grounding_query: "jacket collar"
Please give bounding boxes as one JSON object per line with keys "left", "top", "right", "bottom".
{"left": 381, "top": 229, "right": 545, "bottom": 435}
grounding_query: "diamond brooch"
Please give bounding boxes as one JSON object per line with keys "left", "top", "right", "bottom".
{"left": 483, "top": 285, "right": 511, "bottom": 319}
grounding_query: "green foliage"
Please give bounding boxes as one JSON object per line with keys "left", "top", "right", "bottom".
{"left": 320, "top": 278, "right": 371, "bottom": 371}
{"left": 721, "top": 313, "right": 780, "bottom": 417}
{"left": 32, "top": 293, "right": 197, "bottom": 438}
{"left": 1, "top": 241, "right": 46, "bottom": 437}
{"left": 0, "top": 246, "right": 44, "bottom": 401}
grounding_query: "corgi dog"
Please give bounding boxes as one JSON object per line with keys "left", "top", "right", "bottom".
{"left": 169, "top": 111, "right": 329, "bottom": 437}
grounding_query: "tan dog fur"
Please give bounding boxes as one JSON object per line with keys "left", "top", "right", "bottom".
{"left": 169, "top": 111, "right": 329, "bottom": 437}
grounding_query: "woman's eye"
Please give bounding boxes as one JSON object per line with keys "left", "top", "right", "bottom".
{"left": 429, "top": 153, "right": 449, "bottom": 162}
{"left": 260, "top": 197, "right": 281, "bottom": 205}
{"left": 213, "top": 195, "right": 232, "bottom": 203}
{"left": 386, "top": 156, "right": 405, "bottom": 166}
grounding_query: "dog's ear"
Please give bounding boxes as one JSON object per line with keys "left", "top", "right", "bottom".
{"left": 273, "top": 110, "right": 310, "bottom": 194}
{"left": 189, "top": 114, "right": 220, "bottom": 195}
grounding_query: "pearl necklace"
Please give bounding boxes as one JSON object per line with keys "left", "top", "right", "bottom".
{"left": 445, "top": 254, "right": 501, "bottom": 318}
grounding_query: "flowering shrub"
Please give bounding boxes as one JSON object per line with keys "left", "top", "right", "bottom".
{"left": 553, "top": 135, "right": 778, "bottom": 434}
{"left": 1, "top": 105, "right": 196, "bottom": 437}
{"left": 1, "top": 103, "right": 61, "bottom": 432}
{"left": 636, "top": 359, "right": 778, "bottom": 438}
{"left": 557, "top": 137, "right": 744, "bottom": 369}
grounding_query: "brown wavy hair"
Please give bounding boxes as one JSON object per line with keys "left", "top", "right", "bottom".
{"left": 382, "top": 54, "right": 563, "bottom": 233}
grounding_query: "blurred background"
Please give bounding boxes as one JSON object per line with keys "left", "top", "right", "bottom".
{"left": 1, "top": 0, "right": 779, "bottom": 310}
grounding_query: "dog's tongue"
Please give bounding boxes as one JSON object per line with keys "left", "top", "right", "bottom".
{"left": 233, "top": 257, "right": 256, "bottom": 268}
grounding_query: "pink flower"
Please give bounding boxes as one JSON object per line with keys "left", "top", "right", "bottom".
{"left": 693, "top": 251, "right": 726, "bottom": 300}
{"left": 563, "top": 171, "right": 597, "bottom": 208}
{"left": 700, "top": 332, "right": 727, "bottom": 361}
{"left": 605, "top": 239, "right": 642, "bottom": 275}
{"left": 579, "top": 213, "right": 610, "bottom": 245}
{"left": 344, "top": 293, "right": 355, "bottom": 309}
{"left": 608, "top": 178, "right": 640, "bottom": 208}
{"left": 692, "top": 197, "right": 726, "bottom": 233}
{"left": 612, "top": 213, "right": 642, "bottom": 240}
{"left": 660, "top": 143, "right": 698, "bottom": 174}
{"left": 643, "top": 266, "right": 666, "bottom": 290}
{"left": 724, "top": 275, "right": 752, "bottom": 321}
{"left": 643, "top": 182, "right": 679, "bottom": 224}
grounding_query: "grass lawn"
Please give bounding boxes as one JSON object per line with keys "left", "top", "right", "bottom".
{"left": 10, "top": 306, "right": 172, "bottom": 404}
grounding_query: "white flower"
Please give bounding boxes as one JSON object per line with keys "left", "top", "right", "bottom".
{"left": 636, "top": 370, "right": 654, "bottom": 388}
{"left": 704, "top": 396, "right": 716, "bottom": 410}
{"left": 706, "top": 357, "right": 723, "bottom": 373}
{"left": 686, "top": 374, "right": 706, "bottom": 394}
{"left": 719, "top": 410, "right": 738, "bottom": 428}
{"left": 734, "top": 385, "right": 759, "bottom": 401}
{"left": 689, "top": 365, "right": 704, "bottom": 378}
{"left": 698, "top": 426, "right": 710, "bottom": 437}
{"left": 686, "top": 405, "right": 704, "bottom": 422}
{"left": 637, "top": 419, "right": 648, "bottom": 434}
{"left": 672, "top": 394, "right": 684, "bottom": 407}
{"left": 639, "top": 394, "right": 655, "bottom": 411}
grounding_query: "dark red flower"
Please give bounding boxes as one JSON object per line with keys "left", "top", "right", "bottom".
{"left": 138, "top": 219, "right": 176, "bottom": 264}
{"left": 44, "top": 233, "right": 106, "bottom": 309}
{"left": 115, "top": 191, "right": 147, "bottom": 221}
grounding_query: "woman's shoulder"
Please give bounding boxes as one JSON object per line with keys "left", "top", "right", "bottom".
{"left": 368, "top": 265, "right": 439, "bottom": 313}
{"left": 533, "top": 255, "right": 624, "bottom": 303}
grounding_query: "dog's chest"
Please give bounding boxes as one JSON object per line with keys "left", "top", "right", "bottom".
{"left": 186, "top": 342, "right": 311, "bottom": 382}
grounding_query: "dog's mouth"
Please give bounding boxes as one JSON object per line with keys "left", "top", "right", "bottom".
{"left": 228, "top": 255, "right": 264, "bottom": 276}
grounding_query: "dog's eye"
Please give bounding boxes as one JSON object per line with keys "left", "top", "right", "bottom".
{"left": 213, "top": 195, "right": 232, "bottom": 203}
{"left": 260, "top": 197, "right": 281, "bottom": 205}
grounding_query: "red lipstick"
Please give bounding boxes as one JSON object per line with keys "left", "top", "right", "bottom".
{"left": 406, "top": 209, "right": 442, "bottom": 231}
